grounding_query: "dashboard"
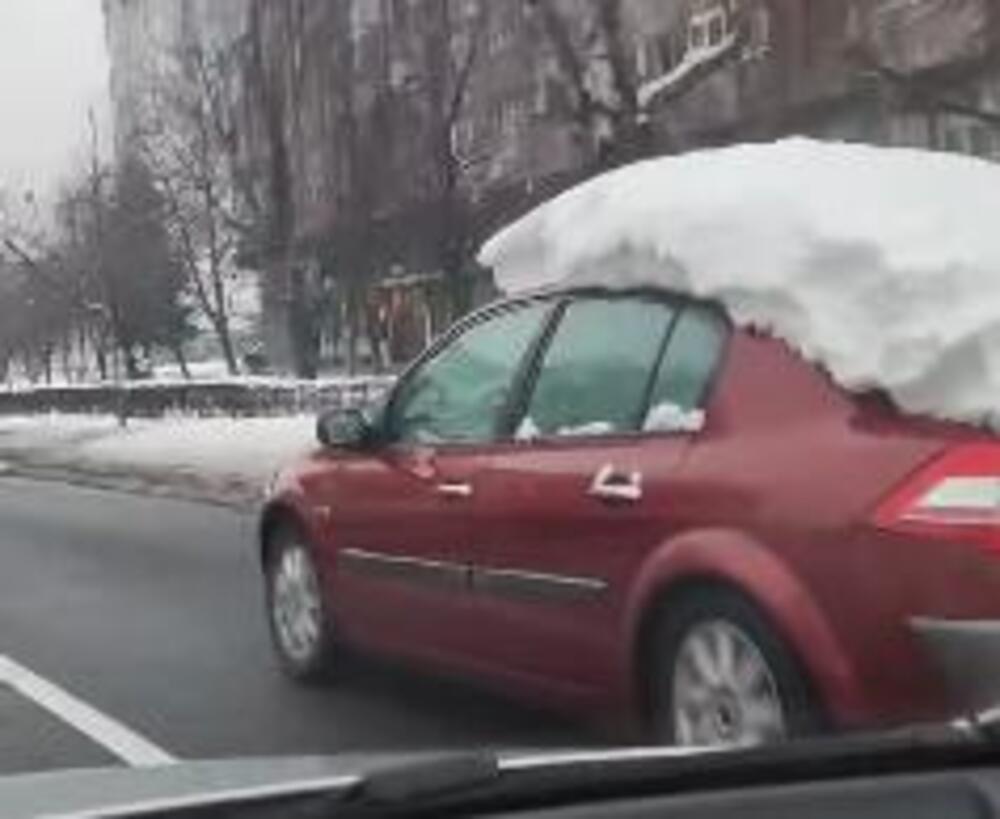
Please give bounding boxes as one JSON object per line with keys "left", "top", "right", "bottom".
{"left": 494, "top": 768, "right": 995, "bottom": 819}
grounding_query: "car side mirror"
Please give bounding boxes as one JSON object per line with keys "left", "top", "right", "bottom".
{"left": 317, "top": 408, "right": 374, "bottom": 450}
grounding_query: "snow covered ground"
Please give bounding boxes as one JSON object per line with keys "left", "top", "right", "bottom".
{"left": 482, "top": 138, "right": 1000, "bottom": 429}
{"left": 0, "top": 374, "right": 391, "bottom": 504}
{"left": 0, "top": 413, "right": 317, "bottom": 505}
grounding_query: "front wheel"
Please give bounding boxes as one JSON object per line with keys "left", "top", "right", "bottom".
{"left": 649, "top": 588, "right": 821, "bottom": 748}
{"left": 265, "top": 527, "right": 338, "bottom": 682}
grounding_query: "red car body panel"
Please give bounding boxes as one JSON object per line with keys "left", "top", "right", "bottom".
{"left": 261, "top": 302, "right": 1000, "bottom": 736}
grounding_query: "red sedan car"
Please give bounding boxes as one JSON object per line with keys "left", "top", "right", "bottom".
{"left": 258, "top": 286, "right": 1000, "bottom": 747}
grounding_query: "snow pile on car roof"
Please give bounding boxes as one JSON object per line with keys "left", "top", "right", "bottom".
{"left": 479, "top": 138, "right": 1000, "bottom": 428}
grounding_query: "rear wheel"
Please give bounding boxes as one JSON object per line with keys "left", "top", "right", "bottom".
{"left": 265, "top": 526, "right": 338, "bottom": 682}
{"left": 649, "top": 587, "right": 821, "bottom": 748}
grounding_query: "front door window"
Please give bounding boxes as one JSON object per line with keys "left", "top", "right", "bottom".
{"left": 386, "top": 301, "right": 552, "bottom": 445}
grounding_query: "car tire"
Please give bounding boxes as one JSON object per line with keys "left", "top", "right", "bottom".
{"left": 264, "top": 524, "right": 339, "bottom": 683}
{"left": 649, "top": 586, "right": 822, "bottom": 748}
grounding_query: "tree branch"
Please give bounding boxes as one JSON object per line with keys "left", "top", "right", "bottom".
{"left": 527, "top": 0, "right": 607, "bottom": 127}
{"left": 850, "top": 46, "right": 1000, "bottom": 127}
{"left": 596, "top": 0, "right": 638, "bottom": 117}
{"left": 446, "top": 3, "right": 486, "bottom": 126}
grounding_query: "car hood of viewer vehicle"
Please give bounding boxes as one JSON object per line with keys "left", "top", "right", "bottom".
{"left": 0, "top": 749, "right": 719, "bottom": 818}
{"left": 0, "top": 755, "right": 377, "bottom": 819}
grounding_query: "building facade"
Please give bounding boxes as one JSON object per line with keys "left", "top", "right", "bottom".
{"left": 103, "top": 0, "right": 1000, "bottom": 373}
{"left": 103, "top": 0, "right": 250, "bottom": 152}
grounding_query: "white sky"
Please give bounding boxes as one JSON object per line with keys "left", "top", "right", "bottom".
{"left": 0, "top": 0, "right": 109, "bottom": 200}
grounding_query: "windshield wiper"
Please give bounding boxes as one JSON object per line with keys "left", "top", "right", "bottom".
{"left": 210, "top": 725, "right": 1000, "bottom": 819}
{"left": 282, "top": 725, "right": 1000, "bottom": 818}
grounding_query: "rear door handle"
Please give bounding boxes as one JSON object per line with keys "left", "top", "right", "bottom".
{"left": 437, "top": 481, "right": 474, "bottom": 499}
{"left": 588, "top": 464, "right": 643, "bottom": 503}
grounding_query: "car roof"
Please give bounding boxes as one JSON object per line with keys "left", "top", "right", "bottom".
{"left": 469, "top": 284, "right": 731, "bottom": 328}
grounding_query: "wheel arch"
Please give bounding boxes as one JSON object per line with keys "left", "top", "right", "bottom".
{"left": 258, "top": 500, "right": 310, "bottom": 570}
{"left": 626, "top": 529, "right": 868, "bottom": 729}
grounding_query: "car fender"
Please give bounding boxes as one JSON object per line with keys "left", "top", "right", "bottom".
{"left": 257, "top": 473, "right": 328, "bottom": 567}
{"left": 623, "top": 528, "right": 870, "bottom": 727}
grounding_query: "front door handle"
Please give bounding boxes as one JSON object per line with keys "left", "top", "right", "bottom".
{"left": 588, "top": 464, "right": 643, "bottom": 503}
{"left": 437, "top": 481, "right": 474, "bottom": 499}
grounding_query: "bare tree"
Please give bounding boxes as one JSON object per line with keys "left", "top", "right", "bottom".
{"left": 317, "top": 0, "right": 388, "bottom": 375}
{"left": 138, "top": 39, "right": 246, "bottom": 376}
{"left": 0, "top": 191, "right": 77, "bottom": 383}
{"left": 526, "top": 0, "right": 748, "bottom": 168}
{"left": 418, "top": 0, "right": 490, "bottom": 320}
{"left": 243, "top": 0, "right": 313, "bottom": 376}
{"left": 845, "top": 0, "right": 1000, "bottom": 137}
{"left": 51, "top": 154, "right": 194, "bottom": 382}
{"left": 104, "top": 156, "right": 196, "bottom": 380}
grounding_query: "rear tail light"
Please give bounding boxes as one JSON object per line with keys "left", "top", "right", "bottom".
{"left": 872, "top": 444, "right": 1000, "bottom": 552}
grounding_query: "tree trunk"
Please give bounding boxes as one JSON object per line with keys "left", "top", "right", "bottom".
{"left": 42, "top": 347, "right": 53, "bottom": 385}
{"left": 60, "top": 336, "right": 73, "bottom": 384}
{"left": 213, "top": 309, "right": 240, "bottom": 376}
{"left": 364, "top": 297, "right": 384, "bottom": 375}
{"left": 94, "top": 339, "right": 108, "bottom": 382}
{"left": 346, "top": 278, "right": 361, "bottom": 376}
{"left": 121, "top": 343, "right": 142, "bottom": 381}
{"left": 287, "top": 264, "right": 319, "bottom": 379}
{"left": 171, "top": 341, "right": 191, "bottom": 380}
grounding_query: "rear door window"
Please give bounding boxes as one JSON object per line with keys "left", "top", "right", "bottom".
{"left": 644, "top": 304, "right": 728, "bottom": 432}
{"left": 518, "top": 297, "right": 676, "bottom": 439}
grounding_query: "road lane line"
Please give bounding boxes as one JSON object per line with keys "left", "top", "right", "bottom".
{"left": 0, "top": 655, "right": 176, "bottom": 768}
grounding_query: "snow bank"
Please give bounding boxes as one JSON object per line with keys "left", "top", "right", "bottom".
{"left": 0, "top": 414, "right": 119, "bottom": 459}
{"left": 77, "top": 416, "right": 316, "bottom": 481}
{"left": 0, "top": 413, "right": 316, "bottom": 486}
{"left": 480, "top": 138, "right": 1000, "bottom": 427}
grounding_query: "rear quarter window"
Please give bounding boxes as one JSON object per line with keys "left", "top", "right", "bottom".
{"left": 519, "top": 297, "right": 677, "bottom": 439}
{"left": 645, "top": 305, "right": 728, "bottom": 430}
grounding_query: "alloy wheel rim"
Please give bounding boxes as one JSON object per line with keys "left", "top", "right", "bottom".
{"left": 671, "top": 619, "right": 786, "bottom": 748}
{"left": 271, "top": 544, "right": 323, "bottom": 664}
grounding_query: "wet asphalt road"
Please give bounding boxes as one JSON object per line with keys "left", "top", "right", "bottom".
{"left": 0, "top": 476, "right": 596, "bottom": 774}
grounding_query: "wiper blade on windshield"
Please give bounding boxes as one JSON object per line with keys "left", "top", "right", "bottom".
{"left": 338, "top": 752, "right": 501, "bottom": 811}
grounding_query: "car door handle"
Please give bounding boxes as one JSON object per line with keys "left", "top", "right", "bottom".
{"left": 588, "top": 464, "right": 643, "bottom": 503}
{"left": 436, "top": 481, "right": 474, "bottom": 499}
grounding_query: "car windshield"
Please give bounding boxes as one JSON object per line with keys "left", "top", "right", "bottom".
{"left": 3, "top": 0, "right": 1000, "bottom": 798}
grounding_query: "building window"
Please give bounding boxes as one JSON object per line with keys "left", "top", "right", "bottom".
{"left": 391, "top": 0, "right": 408, "bottom": 28}
{"left": 656, "top": 31, "right": 680, "bottom": 73}
{"left": 634, "top": 39, "right": 651, "bottom": 78}
{"left": 689, "top": 22, "right": 706, "bottom": 50}
{"left": 451, "top": 118, "right": 476, "bottom": 151}
{"left": 460, "top": 0, "right": 480, "bottom": 21}
{"left": 970, "top": 124, "right": 993, "bottom": 157}
{"left": 751, "top": 6, "right": 771, "bottom": 50}
{"left": 535, "top": 72, "right": 565, "bottom": 116}
{"left": 942, "top": 126, "right": 965, "bottom": 154}
{"left": 497, "top": 97, "right": 528, "bottom": 132}
{"left": 689, "top": 1, "right": 730, "bottom": 52}
{"left": 708, "top": 14, "right": 724, "bottom": 46}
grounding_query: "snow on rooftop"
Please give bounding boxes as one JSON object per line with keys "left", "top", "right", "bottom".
{"left": 479, "top": 138, "right": 1000, "bottom": 428}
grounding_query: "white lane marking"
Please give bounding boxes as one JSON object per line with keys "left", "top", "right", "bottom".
{"left": 0, "top": 655, "right": 176, "bottom": 768}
